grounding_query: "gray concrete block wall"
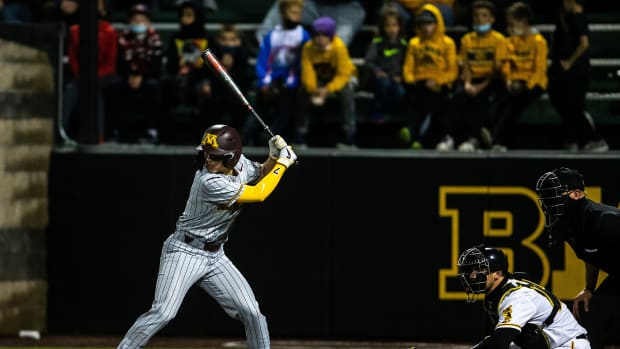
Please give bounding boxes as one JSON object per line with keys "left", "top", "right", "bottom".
{"left": 0, "top": 36, "right": 54, "bottom": 335}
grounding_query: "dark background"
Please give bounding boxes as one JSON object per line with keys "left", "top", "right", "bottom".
{"left": 46, "top": 149, "right": 619, "bottom": 342}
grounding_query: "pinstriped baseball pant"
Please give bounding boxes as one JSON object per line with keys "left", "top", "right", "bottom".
{"left": 118, "top": 235, "right": 270, "bottom": 349}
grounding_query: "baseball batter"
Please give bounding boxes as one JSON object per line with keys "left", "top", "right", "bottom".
{"left": 117, "top": 124, "right": 297, "bottom": 349}
{"left": 458, "top": 245, "right": 590, "bottom": 349}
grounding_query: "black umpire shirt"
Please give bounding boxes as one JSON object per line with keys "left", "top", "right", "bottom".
{"left": 554, "top": 198, "right": 620, "bottom": 277}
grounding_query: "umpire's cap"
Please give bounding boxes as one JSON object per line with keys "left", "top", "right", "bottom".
{"left": 552, "top": 167, "right": 585, "bottom": 191}
{"left": 197, "top": 124, "right": 242, "bottom": 169}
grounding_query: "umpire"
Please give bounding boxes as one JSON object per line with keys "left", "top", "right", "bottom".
{"left": 536, "top": 167, "right": 620, "bottom": 349}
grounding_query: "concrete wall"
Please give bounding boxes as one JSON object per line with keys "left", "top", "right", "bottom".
{"left": 0, "top": 34, "right": 55, "bottom": 335}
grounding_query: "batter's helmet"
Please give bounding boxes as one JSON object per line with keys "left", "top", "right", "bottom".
{"left": 535, "top": 167, "right": 584, "bottom": 228}
{"left": 197, "top": 124, "right": 242, "bottom": 169}
{"left": 457, "top": 245, "right": 508, "bottom": 300}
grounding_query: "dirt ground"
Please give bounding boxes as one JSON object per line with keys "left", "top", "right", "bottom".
{"left": 0, "top": 335, "right": 470, "bottom": 349}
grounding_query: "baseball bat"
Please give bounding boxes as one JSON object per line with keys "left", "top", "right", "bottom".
{"left": 201, "top": 49, "right": 275, "bottom": 138}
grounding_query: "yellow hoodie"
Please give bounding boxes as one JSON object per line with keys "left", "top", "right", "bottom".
{"left": 301, "top": 35, "right": 357, "bottom": 94}
{"left": 402, "top": 3, "right": 457, "bottom": 86}
{"left": 502, "top": 30, "right": 548, "bottom": 90}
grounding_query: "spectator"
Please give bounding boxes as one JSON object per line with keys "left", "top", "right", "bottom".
{"left": 255, "top": 0, "right": 366, "bottom": 47}
{"left": 63, "top": 0, "right": 118, "bottom": 143}
{"left": 0, "top": 0, "right": 36, "bottom": 22}
{"left": 400, "top": 4, "right": 457, "bottom": 149}
{"left": 299, "top": 16, "right": 358, "bottom": 148}
{"left": 207, "top": 24, "right": 253, "bottom": 131}
{"left": 107, "top": 3, "right": 163, "bottom": 144}
{"left": 437, "top": 0, "right": 507, "bottom": 151}
{"left": 547, "top": 0, "right": 609, "bottom": 152}
{"left": 536, "top": 167, "right": 620, "bottom": 349}
{"left": 362, "top": 7, "right": 407, "bottom": 124}
{"left": 380, "top": 0, "right": 456, "bottom": 32}
{"left": 163, "top": 0, "right": 210, "bottom": 124}
{"left": 486, "top": 1, "right": 547, "bottom": 151}
{"left": 245, "top": 0, "right": 310, "bottom": 145}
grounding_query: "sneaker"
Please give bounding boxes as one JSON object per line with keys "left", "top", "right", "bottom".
{"left": 399, "top": 127, "right": 411, "bottom": 144}
{"left": 582, "top": 139, "right": 609, "bottom": 152}
{"left": 435, "top": 135, "right": 454, "bottom": 151}
{"left": 458, "top": 138, "right": 479, "bottom": 152}
{"left": 491, "top": 144, "right": 508, "bottom": 152}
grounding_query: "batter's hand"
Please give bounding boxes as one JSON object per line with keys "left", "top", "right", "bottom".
{"left": 269, "top": 135, "right": 288, "bottom": 159}
{"left": 572, "top": 288, "right": 593, "bottom": 318}
{"left": 277, "top": 146, "right": 297, "bottom": 168}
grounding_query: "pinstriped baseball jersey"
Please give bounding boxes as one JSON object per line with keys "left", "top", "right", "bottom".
{"left": 495, "top": 279, "right": 588, "bottom": 348}
{"left": 176, "top": 154, "right": 261, "bottom": 243}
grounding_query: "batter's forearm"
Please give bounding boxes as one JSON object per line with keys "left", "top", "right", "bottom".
{"left": 237, "top": 162, "right": 287, "bottom": 203}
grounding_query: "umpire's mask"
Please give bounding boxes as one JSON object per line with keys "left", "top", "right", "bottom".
{"left": 457, "top": 247, "right": 490, "bottom": 302}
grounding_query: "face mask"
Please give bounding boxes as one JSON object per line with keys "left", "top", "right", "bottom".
{"left": 130, "top": 24, "right": 147, "bottom": 34}
{"left": 282, "top": 18, "right": 300, "bottom": 30}
{"left": 473, "top": 23, "right": 491, "bottom": 33}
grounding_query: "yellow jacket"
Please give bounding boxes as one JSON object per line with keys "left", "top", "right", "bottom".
{"left": 402, "top": 3, "right": 457, "bottom": 86}
{"left": 301, "top": 36, "right": 357, "bottom": 93}
{"left": 502, "top": 31, "right": 548, "bottom": 90}
{"left": 459, "top": 29, "right": 507, "bottom": 79}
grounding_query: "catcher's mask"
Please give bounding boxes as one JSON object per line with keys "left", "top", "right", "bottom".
{"left": 457, "top": 245, "right": 508, "bottom": 302}
{"left": 535, "top": 167, "right": 584, "bottom": 229}
{"left": 196, "top": 124, "right": 242, "bottom": 169}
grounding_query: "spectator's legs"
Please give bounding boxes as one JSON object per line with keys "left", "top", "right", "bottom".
{"left": 549, "top": 76, "right": 604, "bottom": 147}
{"left": 371, "top": 76, "right": 391, "bottom": 118}
{"left": 271, "top": 87, "right": 299, "bottom": 141}
{"left": 405, "top": 84, "right": 439, "bottom": 146}
{"left": 314, "top": 1, "right": 366, "bottom": 46}
{"left": 339, "top": 80, "right": 357, "bottom": 145}
{"left": 295, "top": 90, "right": 312, "bottom": 146}
{"left": 492, "top": 87, "right": 543, "bottom": 147}
{"left": 62, "top": 79, "right": 79, "bottom": 138}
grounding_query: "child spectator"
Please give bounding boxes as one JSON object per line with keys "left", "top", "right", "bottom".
{"left": 400, "top": 4, "right": 457, "bottom": 149}
{"left": 256, "top": 0, "right": 366, "bottom": 48}
{"left": 108, "top": 3, "right": 163, "bottom": 144}
{"left": 163, "top": 0, "right": 210, "bottom": 124}
{"left": 363, "top": 7, "right": 408, "bottom": 124}
{"left": 488, "top": 1, "right": 547, "bottom": 151}
{"left": 245, "top": 0, "right": 310, "bottom": 145}
{"left": 207, "top": 24, "right": 253, "bottom": 131}
{"left": 437, "top": 0, "right": 506, "bottom": 151}
{"left": 548, "top": 0, "right": 609, "bottom": 152}
{"left": 299, "top": 16, "right": 358, "bottom": 148}
{"left": 63, "top": 0, "right": 117, "bottom": 143}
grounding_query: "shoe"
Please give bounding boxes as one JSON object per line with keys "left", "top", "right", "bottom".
{"left": 435, "top": 135, "right": 454, "bottom": 151}
{"left": 458, "top": 138, "right": 479, "bottom": 152}
{"left": 139, "top": 128, "right": 159, "bottom": 145}
{"left": 582, "top": 139, "right": 609, "bottom": 152}
{"left": 411, "top": 141, "right": 423, "bottom": 149}
{"left": 491, "top": 144, "right": 507, "bottom": 152}
{"left": 399, "top": 127, "right": 411, "bottom": 144}
{"left": 480, "top": 127, "right": 493, "bottom": 148}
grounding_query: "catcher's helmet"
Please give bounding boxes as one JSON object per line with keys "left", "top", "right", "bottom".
{"left": 535, "top": 167, "right": 584, "bottom": 228}
{"left": 197, "top": 124, "right": 242, "bottom": 169}
{"left": 457, "top": 245, "right": 508, "bottom": 300}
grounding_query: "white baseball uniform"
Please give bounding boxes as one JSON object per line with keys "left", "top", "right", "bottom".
{"left": 494, "top": 278, "right": 590, "bottom": 349}
{"left": 118, "top": 154, "right": 270, "bottom": 349}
